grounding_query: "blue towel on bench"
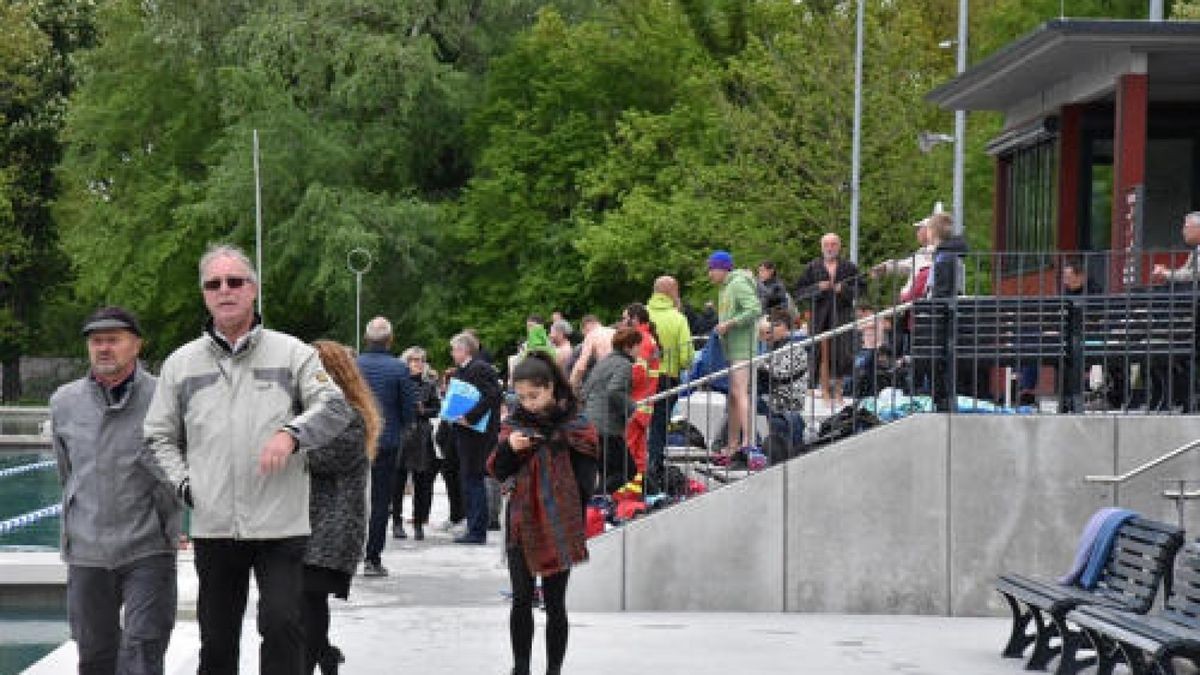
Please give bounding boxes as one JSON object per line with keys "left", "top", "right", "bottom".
{"left": 1059, "top": 507, "right": 1137, "bottom": 589}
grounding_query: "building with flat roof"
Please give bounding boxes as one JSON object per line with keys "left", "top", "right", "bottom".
{"left": 928, "top": 19, "right": 1200, "bottom": 289}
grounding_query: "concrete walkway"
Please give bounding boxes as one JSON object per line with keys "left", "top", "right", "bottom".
{"left": 25, "top": 486, "right": 1020, "bottom": 675}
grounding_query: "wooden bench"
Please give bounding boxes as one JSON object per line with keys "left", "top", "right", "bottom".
{"left": 994, "top": 517, "right": 1184, "bottom": 672}
{"left": 1066, "top": 542, "right": 1200, "bottom": 675}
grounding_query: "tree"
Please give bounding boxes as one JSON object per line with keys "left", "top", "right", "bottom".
{"left": 0, "top": 0, "right": 96, "bottom": 401}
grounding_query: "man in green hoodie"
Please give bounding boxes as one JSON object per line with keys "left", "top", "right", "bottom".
{"left": 646, "top": 276, "right": 694, "bottom": 490}
{"left": 708, "top": 250, "right": 762, "bottom": 455}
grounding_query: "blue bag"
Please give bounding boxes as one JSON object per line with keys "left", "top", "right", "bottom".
{"left": 684, "top": 331, "right": 729, "bottom": 394}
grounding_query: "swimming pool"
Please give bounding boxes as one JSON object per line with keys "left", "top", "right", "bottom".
{"left": 0, "top": 453, "right": 60, "bottom": 551}
{"left": 0, "top": 452, "right": 64, "bottom": 674}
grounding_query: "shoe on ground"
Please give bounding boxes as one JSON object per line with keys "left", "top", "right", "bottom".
{"left": 488, "top": 520, "right": 502, "bottom": 531}
{"left": 449, "top": 522, "right": 468, "bottom": 537}
{"left": 392, "top": 524, "right": 407, "bottom": 539}
{"left": 413, "top": 525, "right": 424, "bottom": 541}
{"left": 437, "top": 519, "right": 463, "bottom": 533}
{"left": 362, "top": 561, "right": 389, "bottom": 577}
{"left": 453, "top": 534, "right": 486, "bottom": 545}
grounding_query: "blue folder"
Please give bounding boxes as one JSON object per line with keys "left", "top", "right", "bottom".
{"left": 439, "top": 377, "right": 491, "bottom": 433}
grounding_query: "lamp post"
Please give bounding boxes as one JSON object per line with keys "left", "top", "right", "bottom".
{"left": 347, "top": 248, "right": 373, "bottom": 353}
{"left": 849, "top": 0, "right": 865, "bottom": 264}
{"left": 953, "top": 0, "right": 968, "bottom": 236}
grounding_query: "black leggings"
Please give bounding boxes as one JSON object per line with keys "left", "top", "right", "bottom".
{"left": 507, "top": 546, "right": 570, "bottom": 674}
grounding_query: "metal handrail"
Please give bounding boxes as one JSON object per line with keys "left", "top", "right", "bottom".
{"left": 1084, "top": 437, "right": 1200, "bottom": 485}
{"left": 636, "top": 301, "right": 914, "bottom": 407}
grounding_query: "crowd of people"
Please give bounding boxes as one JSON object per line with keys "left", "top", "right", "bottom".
{"left": 47, "top": 210, "right": 1200, "bottom": 675}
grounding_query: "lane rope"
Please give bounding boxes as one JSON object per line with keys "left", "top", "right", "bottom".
{"left": 0, "top": 459, "right": 56, "bottom": 480}
{"left": 0, "top": 503, "right": 63, "bottom": 536}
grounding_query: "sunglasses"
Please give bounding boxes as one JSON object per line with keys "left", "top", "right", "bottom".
{"left": 202, "top": 276, "right": 250, "bottom": 291}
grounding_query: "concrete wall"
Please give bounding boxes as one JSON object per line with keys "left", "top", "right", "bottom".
{"left": 569, "top": 414, "right": 1200, "bottom": 616}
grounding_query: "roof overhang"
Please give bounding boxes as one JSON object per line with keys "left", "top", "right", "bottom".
{"left": 927, "top": 20, "right": 1200, "bottom": 112}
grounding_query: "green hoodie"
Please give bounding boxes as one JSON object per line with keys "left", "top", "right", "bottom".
{"left": 646, "top": 292, "right": 694, "bottom": 378}
{"left": 719, "top": 268, "right": 762, "bottom": 360}
{"left": 524, "top": 324, "right": 556, "bottom": 359}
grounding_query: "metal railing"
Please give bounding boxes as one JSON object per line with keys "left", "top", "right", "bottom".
{"left": 1084, "top": 438, "right": 1200, "bottom": 485}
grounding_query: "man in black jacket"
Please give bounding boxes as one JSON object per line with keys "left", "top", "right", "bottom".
{"left": 448, "top": 331, "right": 502, "bottom": 544}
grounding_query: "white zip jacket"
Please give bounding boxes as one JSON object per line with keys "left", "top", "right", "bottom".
{"left": 145, "top": 323, "right": 352, "bottom": 539}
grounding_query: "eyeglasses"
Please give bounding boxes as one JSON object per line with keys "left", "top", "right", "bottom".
{"left": 202, "top": 276, "right": 250, "bottom": 291}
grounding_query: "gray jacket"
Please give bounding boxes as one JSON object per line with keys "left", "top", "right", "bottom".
{"left": 145, "top": 324, "right": 353, "bottom": 539}
{"left": 51, "top": 366, "right": 179, "bottom": 567}
{"left": 305, "top": 413, "right": 368, "bottom": 575}
{"left": 580, "top": 351, "right": 634, "bottom": 437}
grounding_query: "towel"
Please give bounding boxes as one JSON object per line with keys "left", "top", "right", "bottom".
{"left": 1059, "top": 507, "right": 1137, "bottom": 589}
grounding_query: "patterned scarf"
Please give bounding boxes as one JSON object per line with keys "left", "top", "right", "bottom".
{"left": 501, "top": 405, "right": 599, "bottom": 577}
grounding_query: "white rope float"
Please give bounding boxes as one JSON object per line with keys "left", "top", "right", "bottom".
{"left": 0, "top": 503, "right": 63, "bottom": 536}
{"left": 0, "top": 459, "right": 56, "bottom": 480}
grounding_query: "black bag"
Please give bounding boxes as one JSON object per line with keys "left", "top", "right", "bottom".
{"left": 814, "top": 406, "right": 880, "bottom": 446}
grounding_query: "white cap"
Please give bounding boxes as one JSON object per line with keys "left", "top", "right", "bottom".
{"left": 932, "top": 201, "right": 944, "bottom": 215}
{"left": 912, "top": 217, "right": 929, "bottom": 228}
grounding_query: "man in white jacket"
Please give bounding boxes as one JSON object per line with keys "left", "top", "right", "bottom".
{"left": 145, "top": 244, "right": 351, "bottom": 675}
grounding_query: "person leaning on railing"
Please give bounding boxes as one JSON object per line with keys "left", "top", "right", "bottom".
{"left": 1151, "top": 211, "right": 1200, "bottom": 285}
{"left": 794, "top": 233, "right": 860, "bottom": 407}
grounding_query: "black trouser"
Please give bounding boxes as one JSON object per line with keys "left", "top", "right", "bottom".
{"left": 301, "top": 590, "right": 330, "bottom": 674}
{"left": 365, "top": 446, "right": 397, "bottom": 564}
{"left": 440, "top": 442, "right": 464, "bottom": 523}
{"left": 599, "top": 433, "right": 635, "bottom": 494}
{"left": 647, "top": 375, "right": 679, "bottom": 492}
{"left": 507, "top": 545, "right": 570, "bottom": 675}
{"left": 68, "top": 554, "right": 176, "bottom": 675}
{"left": 193, "top": 537, "right": 307, "bottom": 675}
{"left": 393, "top": 466, "right": 437, "bottom": 526}
{"left": 460, "top": 462, "right": 488, "bottom": 540}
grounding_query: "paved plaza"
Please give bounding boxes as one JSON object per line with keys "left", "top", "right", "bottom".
{"left": 23, "top": 483, "right": 1023, "bottom": 675}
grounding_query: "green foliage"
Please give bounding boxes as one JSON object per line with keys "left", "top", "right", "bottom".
{"left": 0, "top": 0, "right": 96, "bottom": 397}
{"left": 32, "top": 0, "right": 1179, "bottom": 372}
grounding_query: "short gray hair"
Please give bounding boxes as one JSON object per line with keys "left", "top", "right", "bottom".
{"left": 364, "top": 317, "right": 393, "bottom": 346}
{"left": 399, "top": 346, "right": 426, "bottom": 362}
{"left": 550, "top": 319, "right": 571, "bottom": 336}
{"left": 1187, "top": 211, "right": 1200, "bottom": 226}
{"left": 449, "top": 332, "right": 478, "bottom": 355}
{"left": 199, "top": 244, "right": 259, "bottom": 287}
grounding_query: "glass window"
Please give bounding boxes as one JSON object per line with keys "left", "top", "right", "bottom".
{"left": 1002, "top": 138, "right": 1058, "bottom": 274}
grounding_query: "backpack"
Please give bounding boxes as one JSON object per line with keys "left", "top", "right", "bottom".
{"left": 814, "top": 406, "right": 881, "bottom": 446}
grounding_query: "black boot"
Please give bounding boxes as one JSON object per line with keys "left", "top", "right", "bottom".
{"left": 317, "top": 646, "right": 344, "bottom": 675}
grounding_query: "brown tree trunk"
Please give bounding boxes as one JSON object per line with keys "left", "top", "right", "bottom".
{"left": 2, "top": 357, "right": 21, "bottom": 403}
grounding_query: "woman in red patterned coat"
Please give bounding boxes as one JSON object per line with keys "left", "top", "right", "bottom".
{"left": 488, "top": 351, "right": 599, "bottom": 675}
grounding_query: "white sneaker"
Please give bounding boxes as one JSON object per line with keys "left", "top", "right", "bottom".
{"left": 449, "top": 522, "right": 468, "bottom": 537}
{"left": 437, "top": 519, "right": 462, "bottom": 533}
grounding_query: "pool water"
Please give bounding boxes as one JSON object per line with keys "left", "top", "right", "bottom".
{"left": 0, "top": 609, "right": 68, "bottom": 675}
{"left": 0, "top": 453, "right": 61, "bottom": 550}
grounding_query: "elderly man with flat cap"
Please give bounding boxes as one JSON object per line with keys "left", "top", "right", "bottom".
{"left": 51, "top": 306, "right": 180, "bottom": 675}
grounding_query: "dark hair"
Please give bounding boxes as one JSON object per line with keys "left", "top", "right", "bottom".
{"left": 767, "top": 307, "right": 792, "bottom": 328}
{"left": 510, "top": 351, "right": 577, "bottom": 414}
{"left": 611, "top": 326, "right": 643, "bottom": 352}
{"left": 526, "top": 314, "right": 545, "bottom": 327}
{"left": 624, "top": 303, "right": 650, "bottom": 326}
{"left": 1062, "top": 255, "right": 1085, "bottom": 274}
{"left": 758, "top": 260, "right": 776, "bottom": 272}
